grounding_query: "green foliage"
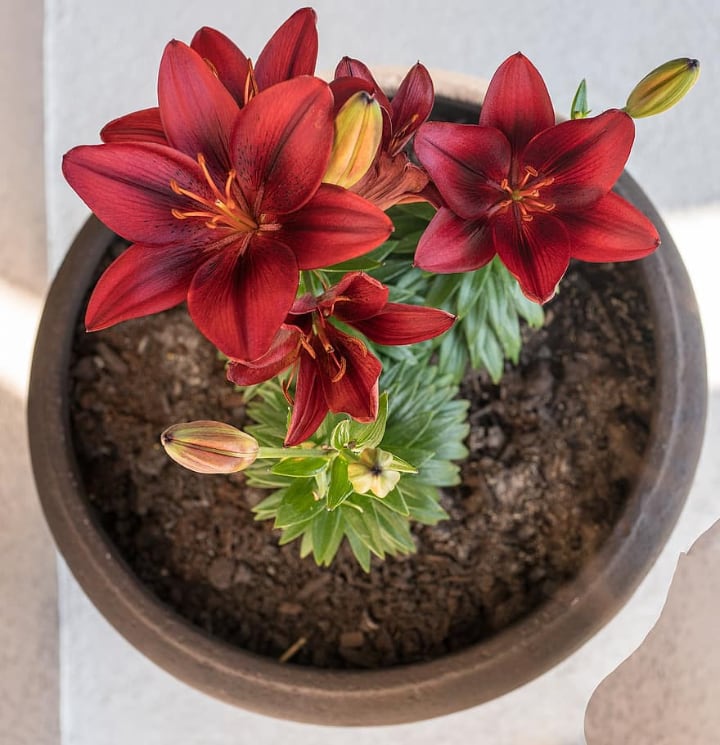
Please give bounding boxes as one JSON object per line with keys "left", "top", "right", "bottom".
{"left": 368, "top": 203, "right": 544, "bottom": 383}
{"left": 245, "top": 363, "right": 468, "bottom": 571}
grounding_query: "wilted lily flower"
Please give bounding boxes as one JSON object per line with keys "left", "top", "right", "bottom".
{"left": 347, "top": 448, "right": 401, "bottom": 498}
{"left": 332, "top": 59, "right": 435, "bottom": 210}
{"left": 101, "top": 8, "right": 319, "bottom": 144}
{"left": 413, "top": 53, "right": 660, "bottom": 303}
{"left": 227, "top": 272, "right": 454, "bottom": 446}
{"left": 161, "top": 420, "right": 259, "bottom": 474}
{"left": 63, "top": 44, "right": 391, "bottom": 362}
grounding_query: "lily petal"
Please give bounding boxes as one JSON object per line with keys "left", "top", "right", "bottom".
{"left": 187, "top": 234, "right": 298, "bottom": 360}
{"left": 389, "top": 62, "right": 434, "bottom": 153}
{"left": 100, "top": 107, "right": 168, "bottom": 145}
{"left": 334, "top": 57, "right": 391, "bottom": 112}
{"left": 320, "top": 272, "right": 389, "bottom": 322}
{"left": 255, "top": 7, "right": 318, "bottom": 90}
{"left": 414, "top": 207, "right": 496, "bottom": 273}
{"left": 493, "top": 210, "right": 571, "bottom": 303}
{"left": 565, "top": 191, "right": 660, "bottom": 261}
{"left": 414, "top": 122, "right": 511, "bottom": 219}
{"left": 158, "top": 40, "right": 239, "bottom": 176}
{"left": 226, "top": 325, "right": 301, "bottom": 385}
{"left": 190, "top": 27, "right": 250, "bottom": 106}
{"left": 85, "top": 242, "right": 204, "bottom": 331}
{"left": 524, "top": 109, "right": 635, "bottom": 210}
{"left": 62, "top": 143, "right": 219, "bottom": 246}
{"left": 351, "top": 152, "right": 430, "bottom": 211}
{"left": 479, "top": 53, "right": 555, "bottom": 152}
{"left": 279, "top": 184, "right": 392, "bottom": 270}
{"left": 352, "top": 304, "right": 455, "bottom": 345}
{"left": 317, "top": 329, "right": 381, "bottom": 421}
{"left": 230, "top": 77, "right": 334, "bottom": 215}
{"left": 285, "top": 354, "right": 329, "bottom": 446}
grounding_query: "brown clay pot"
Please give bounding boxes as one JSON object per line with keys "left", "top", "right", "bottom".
{"left": 28, "top": 77, "right": 706, "bottom": 725}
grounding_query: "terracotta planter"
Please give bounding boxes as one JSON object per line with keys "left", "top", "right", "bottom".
{"left": 28, "top": 77, "right": 706, "bottom": 725}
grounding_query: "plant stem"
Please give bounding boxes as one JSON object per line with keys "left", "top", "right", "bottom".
{"left": 257, "top": 447, "right": 329, "bottom": 460}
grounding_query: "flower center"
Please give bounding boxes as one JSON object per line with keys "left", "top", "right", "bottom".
{"left": 495, "top": 165, "right": 556, "bottom": 222}
{"left": 170, "top": 154, "right": 258, "bottom": 233}
{"left": 310, "top": 316, "right": 348, "bottom": 383}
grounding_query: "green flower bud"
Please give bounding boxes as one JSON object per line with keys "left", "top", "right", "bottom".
{"left": 161, "top": 420, "right": 258, "bottom": 474}
{"left": 323, "top": 91, "right": 382, "bottom": 188}
{"left": 347, "top": 447, "right": 400, "bottom": 498}
{"left": 625, "top": 58, "right": 700, "bottom": 118}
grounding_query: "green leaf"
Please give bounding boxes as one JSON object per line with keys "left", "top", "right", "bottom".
{"left": 343, "top": 498, "right": 385, "bottom": 559}
{"left": 345, "top": 392, "right": 389, "bottom": 449}
{"left": 330, "top": 420, "right": 351, "bottom": 451}
{"left": 274, "top": 480, "right": 324, "bottom": 528}
{"left": 570, "top": 78, "right": 590, "bottom": 119}
{"left": 345, "top": 528, "right": 372, "bottom": 572}
{"left": 376, "top": 487, "right": 409, "bottom": 516}
{"left": 326, "top": 457, "right": 353, "bottom": 510}
{"left": 312, "top": 508, "right": 344, "bottom": 565}
{"left": 271, "top": 456, "right": 329, "bottom": 478}
{"left": 399, "top": 481, "right": 448, "bottom": 525}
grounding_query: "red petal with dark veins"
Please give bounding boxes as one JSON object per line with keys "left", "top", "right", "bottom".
{"left": 414, "top": 207, "right": 496, "bottom": 273}
{"left": 226, "top": 325, "right": 301, "bottom": 385}
{"left": 329, "top": 76, "right": 375, "bottom": 114}
{"left": 255, "top": 7, "right": 318, "bottom": 90}
{"left": 390, "top": 63, "right": 434, "bottom": 153}
{"left": 414, "top": 122, "right": 511, "bottom": 219}
{"left": 190, "top": 27, "right": 250, "bottom": 107}
{"left": 279, "top": 184, "right": 392, "bottom": 269}
{"left": 333, "top": 57, "right": 391, "bottom": 111}
{"left": 285, "top": 354, "right": 329, "bottom": 446}
{"left": 564, "top": 192, "right": 660, "bottom": 261}
{"left": 158, "top": 40, "right": 239, "bottom": 176}
{"left": 320, "top": 272, "right": 389, "bottom": 322}
{"left": 479, "top": 53, "right": 555, "bottom": 152}
{"left": 62, "top": 143, "right": 220, "bottom": 246}
{"left": 492, "top": 210, "right": 570, "bottom": 304}
{"left": 85, "top": 242, "right": 204, "bottom": 331}
{"left": 230, "top": 77, "right": 334, "bottom": 216}
{"left": 187, "top": 234, "right": 299, "bottom": 360}
{"left": 100, "top": 108, "right": 168, "bottom": 145}
{"left": 317, "top": 329, "right": 381, "bottom": 421}
{"left": 352, "top": 304, "right": 455, "bottom": 345}
{"left": 524, "top": 110, "right": 635, "bottom": 211}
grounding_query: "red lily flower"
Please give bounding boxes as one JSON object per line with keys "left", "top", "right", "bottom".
{"left": 332, "top": 59, "right": 436, "bottom": 210}
{"left": 413, "top": 53, "right": 660, "bottom": 303}
{"left": 101, "top": 8, "right": 318, "bottom": 145}
{"left": 63, "top": 42, "right": 392, "bottom": 361}
{"left": 227, "top": 272, "right": 454, "bottom": 445}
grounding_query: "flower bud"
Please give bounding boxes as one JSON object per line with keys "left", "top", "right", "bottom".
{"left": 625, "top": 58, "right": 700, "bottom": 118}
{"left": 323, "top": 91, "right": 382, "bottom": 188}
{"left": 161, "top": 420, "right": 258, "bottom": 474}
{"left": 347, "top": 447, "right": 400, "bottom": 498}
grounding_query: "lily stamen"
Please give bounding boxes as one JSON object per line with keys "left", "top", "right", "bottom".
{"left": 169, "top": 156, "right": 257, "bottom": 233}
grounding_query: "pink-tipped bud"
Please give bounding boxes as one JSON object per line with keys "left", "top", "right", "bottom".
{"left": 625, "top": 58, "right": 700, "bottom": 118}
{"left": 161, "top": 420, "right": 258, "bottom": 474}
{"left": 323, "top": 91, "right": 382, "bottom": 188}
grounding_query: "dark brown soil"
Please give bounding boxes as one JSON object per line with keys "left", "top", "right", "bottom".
{"left": 69, "top": 239, "right": 656, "bottom": 668}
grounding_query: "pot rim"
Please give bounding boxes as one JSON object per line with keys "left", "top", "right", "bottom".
{"left": 28, "top": 72, "right": 707, "bottom": 725}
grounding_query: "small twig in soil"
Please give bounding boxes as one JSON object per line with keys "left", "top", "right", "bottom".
{"left": 279, "top": 636, "right": 307, "bottom": 663}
